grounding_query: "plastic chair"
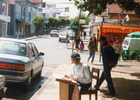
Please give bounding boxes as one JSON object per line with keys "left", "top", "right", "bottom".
{"left": 79, "top": 67, "right": 100, "bottom": 100}
{"left": 121, "top": 50, "right": 133, "bottom": 60}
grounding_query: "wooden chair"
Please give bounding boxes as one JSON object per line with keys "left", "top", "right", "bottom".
{"left": 79, "top": 67, "right": 100, "bottom": 100}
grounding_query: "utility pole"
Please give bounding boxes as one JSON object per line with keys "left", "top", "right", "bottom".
{"left": 0, "top": 0, "right": 3, "bottom": 37}
{"left": 99, "top": 16, "right": 104, "bottom": 62}
{"left": 23, "top": 4, "right": 26, "bottom": 39}
{"left": 78, "top": 9, "right": 81, "bottom": 36}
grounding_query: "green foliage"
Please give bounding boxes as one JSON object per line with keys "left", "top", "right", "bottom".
{"left": 32, "top": 16, "right": 44, "bottom": 36}
{"left": 70, "top": 14, "right": 90, "bottom": 32}
{"left": 44, "top": 17, "right": 70, "bottom": 29}
{"left": 32, "top": 16, "right": 44, "bottom": 30}
{"left": 74, "top": 0, "right": 140, "bottom": 16}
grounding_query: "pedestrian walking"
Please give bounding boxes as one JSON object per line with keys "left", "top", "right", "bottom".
{"left": 79, "top": 41, "right": 85, "bottom": 53}
{"left": 112, "top": 37, "right": 122, "bottom": 64}
{"left": 87, "top": 36, "right": 97, "bottom": 64}
{"left": 98, "top": 36, "right": 116, "bottom": 96}
{"left": 66, "top": 32, "right": 69, "bottom": 46}
{"left": 84, "top": 31, "right": 86, "bottom": 39}
{"left": 75, "top": 36, "right": 81, "bottom": 52}
{"left": 64, "top": 52, "right": 92, "bottom": 100}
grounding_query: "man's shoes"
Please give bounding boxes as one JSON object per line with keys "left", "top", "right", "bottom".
{"left": 105, "top": 92, "right": 116, "bottom": 96}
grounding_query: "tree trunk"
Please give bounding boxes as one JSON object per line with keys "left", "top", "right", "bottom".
{"left": 74, "top": 31, "right": 78, "bottom": 42}
{"left": 36, "top": 28, "right": 39, "bottom": 36}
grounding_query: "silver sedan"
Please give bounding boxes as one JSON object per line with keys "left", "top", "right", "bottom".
{"left": 0, "top": 38, "right": 44, "bottom": 90}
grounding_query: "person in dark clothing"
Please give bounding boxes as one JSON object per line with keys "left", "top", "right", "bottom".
{"left": 87, "top": 36, "right": 97, "bottom": 64}
{"left": 75, "top": 36, "right": 81, "bottom": 52}
{"left": 98, "top": 36, "right": 116, "bottom": 96}
{"left": 84, "top": 31, "right": 86, "bottom": 39}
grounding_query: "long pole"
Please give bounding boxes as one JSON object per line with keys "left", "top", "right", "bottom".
{"left": 99, "top": 16, "right": 104, "bottom": 62}
{"left": 0, "top": 0, "right": 3, "bottom": 37}
{"left": 23, "top": 4, "right": 26, "bottom": 39}
{"left": 78, "top": 9, "right": 81, "bottom": 36}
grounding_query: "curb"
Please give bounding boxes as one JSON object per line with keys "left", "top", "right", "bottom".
{"left": 30, "top": 63, "right": 64, "bottom": 100}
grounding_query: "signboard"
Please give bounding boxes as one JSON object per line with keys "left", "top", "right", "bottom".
{"left": 79, "top": 19, "right": 86, "bottom": 24}
{"left": 0, "top": 15, "right": 11, "bottom": 22}
{"left": 38, "top": 8, "right": 43, "bottom": 12}
{"left": 70, "top": 25, "right": 78, "bottom": 29}
{"left": 38, "top": 7, "right": 64, "bottom": 13}
{"left": 65, "top": 7, "right": 69, "bottom": 12}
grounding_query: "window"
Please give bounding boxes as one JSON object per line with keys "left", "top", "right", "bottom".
{"left": 0, "top": 40, "right": 27, "bottom": 56}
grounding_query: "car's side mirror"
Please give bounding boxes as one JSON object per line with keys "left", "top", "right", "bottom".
{"left": 39, "top": 52, "right": 45, "bottom": 56}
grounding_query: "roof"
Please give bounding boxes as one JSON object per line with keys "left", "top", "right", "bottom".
{"left": 107, "top": 4, "right": 135, "bottom": 14}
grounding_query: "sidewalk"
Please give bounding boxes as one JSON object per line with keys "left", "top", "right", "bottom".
{"left": 30, "top": 57, "right": 140, "bottom": 100}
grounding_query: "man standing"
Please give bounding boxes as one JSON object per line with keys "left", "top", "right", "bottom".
{"left": 98, "top": 36, "right": 116, "bottom": 96}
{"left": 66, "top": 32, "right": 69, "bottom": 46}
{"left": 84, "top": 31, "right": 86, "bottom": 39}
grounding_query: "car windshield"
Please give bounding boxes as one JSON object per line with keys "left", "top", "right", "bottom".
{"left": 0, "top": 40, "right": 27, "bottom": 56}
{"left": 123, "top": 38, "right": 129, "bottom": 45}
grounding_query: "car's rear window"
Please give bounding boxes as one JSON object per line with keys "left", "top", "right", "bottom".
{"left": 0, "top": 40, "right": 27, "bottom": 56}
{"left": 123, "top": 38, "right": 129, "bottom": 45}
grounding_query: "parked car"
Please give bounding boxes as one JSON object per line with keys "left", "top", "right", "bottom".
{"left": 68, "top": 32, "right": 75, "bottom": 40}
{"left": 122, "top": 37, "right": 140, "bottom": 52}
{"left": 0, "top": 75, "right": 7, "bottom": 100}
{"left": 50, "top": 30, "right": 59, "bottom": 37}
{"left": 59, "top": 33, "right": 70, "bottom": 43}
{"left": 0, "top": 38, "right": 44, "bottom": 90}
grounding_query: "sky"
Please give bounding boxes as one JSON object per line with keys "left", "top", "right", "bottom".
{"left": 42, "top": 0, "right": 88, "bottom": 19}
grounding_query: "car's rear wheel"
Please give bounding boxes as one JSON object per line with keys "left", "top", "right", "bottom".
{"left": 36, "top": 68, "right": 42, "bottom": 79}
{"left": 24, "top": 73, "right": 31, "bottom": 90}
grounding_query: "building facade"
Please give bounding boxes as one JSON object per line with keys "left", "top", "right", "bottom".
{"left": 0, "top": 0, "right": 41, "bottom": 37}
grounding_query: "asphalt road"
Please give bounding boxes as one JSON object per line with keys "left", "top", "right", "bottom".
{"left": 3, "top": 28, "right": 74, "bottom": 100}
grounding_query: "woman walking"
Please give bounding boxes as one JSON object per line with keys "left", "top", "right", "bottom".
{"left": 87, "top": 36, "right": 97, "bottom": 64}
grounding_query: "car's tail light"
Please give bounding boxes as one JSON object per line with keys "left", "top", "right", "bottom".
{"left": 11, "top": 64, "right": 25, "bottom": 71}
{"left": 0, "top": 62, "right": 11, "bottom": 70}
{"left": 0, "top": 62, "right": 25, "bottom": 71}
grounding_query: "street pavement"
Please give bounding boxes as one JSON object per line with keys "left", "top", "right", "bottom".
{"left": 2, "top": 29, "right": 140, "bottom": 100}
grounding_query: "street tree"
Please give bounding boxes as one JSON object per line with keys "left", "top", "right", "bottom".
{"left": 74, "top": 0, "right": 140, "bottom": 17}
{"left": 32, "top": 16, "right": 44, "bottom": 36}
{"left": 59, "top": 18, "right": 66, "bottom": 27}
{"left": 70, "top": 14, "right": 90, "bottom": 41}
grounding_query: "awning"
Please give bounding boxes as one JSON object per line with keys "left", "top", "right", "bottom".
{"left": 16, "top": 19, "right": 23, "bottom": 23}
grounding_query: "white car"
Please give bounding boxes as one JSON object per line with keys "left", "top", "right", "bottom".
{"left": 59, "top": 33, "right": 70, "bottom": 43}
{"left": 68, "top": 32, "right": 75, "bottom": 40}
{"left": 50, "top": 30, "right": 59, "bottom": 37}
{"left": 0, "top": 38, "right": 44, "bottom": 90}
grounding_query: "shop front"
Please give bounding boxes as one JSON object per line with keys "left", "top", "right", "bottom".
{"left": 97, "top": 25, "right": 140, "bottom": 46}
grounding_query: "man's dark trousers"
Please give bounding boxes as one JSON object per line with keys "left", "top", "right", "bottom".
{"left": 98, "top": 64, "right": 116, "bottom": 94}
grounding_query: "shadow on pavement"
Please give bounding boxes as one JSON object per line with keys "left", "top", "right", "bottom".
{"left": 4, "top": 76, "right": 48, "bottom": 100}
{"left": 101, "top": 78, "right": 140, "bottom": 100}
